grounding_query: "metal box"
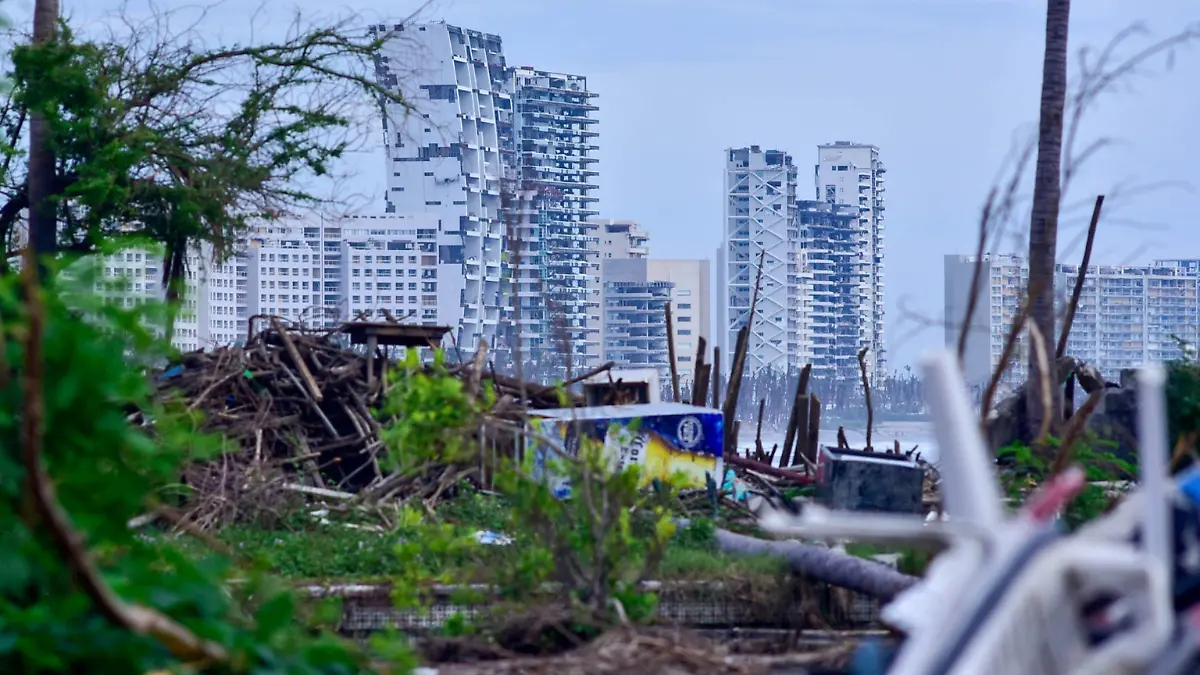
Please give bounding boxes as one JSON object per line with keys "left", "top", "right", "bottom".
{"left": 815, "top": 446, "right": 924, "bottom": 514}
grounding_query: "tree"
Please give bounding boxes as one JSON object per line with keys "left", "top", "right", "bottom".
{"left": 3, "top": 6, "right": 410, "bottom": 309}
{"left": 25, "top": 0, "right": 58, "bottom": 273}
{"left": 1025, "top": 0, "right": 1071, "bottom": 443}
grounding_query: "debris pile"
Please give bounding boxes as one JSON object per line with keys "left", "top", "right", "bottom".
{"left": 154, "top": 321, "right": 578, "bottom": 529}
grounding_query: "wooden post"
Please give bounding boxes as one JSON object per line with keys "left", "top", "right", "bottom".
{"left": 806, "top": 394, "right": 821, "bottom": 466}
{"left": 690, "top": 337, "right": 708, "bottom": 404}
{"left": 366, "top": 334, "right": 379, "bottom": 389}
{"left": 1064, "top": 372, "right": 1076, "bottom": 422}
{"left": 710, "top": 347, "right": 721, "bottom": 409}
{"left": 754, "top": 399, "right": 766, "bottom": 459}
{"left": 665, "top": 301, "right": 680, "bottom": 402}
{"left": 793, "top": 395, "right": 811, "bottom": 467}
{"left": 692, "top": 363, "right": 710, "bottom": 407}
{"left": 779, "top": 364, "right": 812, "bottom": 468}
{"left": 723, "top": 326, "right": 749, "bottom": 453}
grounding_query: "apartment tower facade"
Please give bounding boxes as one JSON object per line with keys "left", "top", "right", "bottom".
{"left": 719, "top": 146, "right": 800, "bottom": 374}
{"left": 815, "top": 142, "right": 887, "bottom": 378}
{"left": 945, "top": 253, "right": 1200, "bottom": 390}
{"left": 371, "top": 21, "right": 512, "bottom": 352}
{"left": 511, "top": 67, "right": 601, "bottom": 371}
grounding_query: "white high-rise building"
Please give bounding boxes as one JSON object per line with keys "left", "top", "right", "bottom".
{"left": 244, "top": 214, "right": 444, "bottom": 328}
{"left": 815, "top": 142, "right": 887, "bottom": 378}
{"left": 647, "top": 259, "right": 711, "bottom": 382}
{"left": 946, "top": 253, "right": 1200, "bottom": 390}
{"left": 92, "top": 243, "right": 239, "bottom": 352}
{"left": 512, "top": 67, "right": 601, "bottom": 372}
{"left": 594, "top": 219, "right": 649, "bottom": 261}
{"left": 720, "top": 146, "right": 800, "bottom": 374}
{"left": 90, "top": 214, "right": 446, "bottom": 352}
{"left": 594, "top": 218, "right": 710, "bottom": 383}
{"left": 371, "top": 21, "right": 512, "bottom": 352}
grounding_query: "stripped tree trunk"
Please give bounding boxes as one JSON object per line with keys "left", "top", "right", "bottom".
{"left": 27, "top": 0, "right": 61, "bottom": 273}
{"left": 1026, "top": 0, "right": 1071, "bottom": 442}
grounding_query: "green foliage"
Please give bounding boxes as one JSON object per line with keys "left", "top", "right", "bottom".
{"left": 377, "top": 350, "right": 480, "bottom": 474}
{"left": 2, "top": 18, "right": 407, "bottom": 280}
{"left": 997, "top": 434, "right": 1133, "bottom": 529}
{"left": 490, "top": 438, "right": 678, "bottom": 623}
{"left": 1165, "top": 343, "right": 1200, "bottom": 462}
{"left": 0, "top": 266, "right": 408, "bottom": 673}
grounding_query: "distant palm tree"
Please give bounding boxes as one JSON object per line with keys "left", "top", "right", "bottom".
{"left": 1026, "top": 0, "right": 1071, "bottom": 442}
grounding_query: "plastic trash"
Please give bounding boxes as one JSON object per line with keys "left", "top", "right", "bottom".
{"left": 721, "top": 468, "right": 748, "bottom": 502}
{"left": 474, "top": 530, "right": 512, "bottom": 546}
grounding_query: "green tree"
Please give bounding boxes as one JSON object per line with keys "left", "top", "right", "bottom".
{"left": 2, "top": 253, "right": 413, "bottom": 672}
{"left": 2, "top": 8, "right": 409, "bottom": 315}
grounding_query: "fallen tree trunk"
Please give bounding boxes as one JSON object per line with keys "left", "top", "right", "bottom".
{"left": 707, "top": 526, "right": 919, "bottom": 601}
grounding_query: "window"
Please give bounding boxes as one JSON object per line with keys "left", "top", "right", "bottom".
{"left": 676, "top": 289, "right": 691, "bottom": 297}
{"left": 678, "top": 303, "right": 692, "bottom": 309}
{"left": 678, "top": 316, "right": 691, "bottom": 323}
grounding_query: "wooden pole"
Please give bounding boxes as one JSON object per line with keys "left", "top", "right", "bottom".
{"left": 710, "top": 347, "right": 721, "bottom": 409}
{"left": 665, "top": 301, "right": 680, "bottom": 402}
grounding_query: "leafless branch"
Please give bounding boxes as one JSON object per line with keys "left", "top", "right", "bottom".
{"left": 1056, "top": 195, "right": 1104, "bottom": 358}
{"left": 857, "top": 346, "right": 873, "bottom": 451}
{"left": 1026, "top": 320, "right": 1053, "bottom": 446}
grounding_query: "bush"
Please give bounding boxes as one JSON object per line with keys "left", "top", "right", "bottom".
{"left": 0, "top": 264, "right": 411, "bottom": 673}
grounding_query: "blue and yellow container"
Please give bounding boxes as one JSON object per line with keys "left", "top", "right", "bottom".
{"left": 527, "top": 402, "right": 725, "bottom": 497}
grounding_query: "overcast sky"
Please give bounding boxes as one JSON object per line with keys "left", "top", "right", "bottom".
{"left": 30, "top": 0, "right": 1200, "bottom": 369}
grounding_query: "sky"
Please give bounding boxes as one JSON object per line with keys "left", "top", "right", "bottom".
{"left": 25, "top": 0, "right": 1200, "bottom": 369}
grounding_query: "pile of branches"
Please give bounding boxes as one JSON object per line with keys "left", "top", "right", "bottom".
{"left": 154, "top": 320, "right": 571, "bottom": 529}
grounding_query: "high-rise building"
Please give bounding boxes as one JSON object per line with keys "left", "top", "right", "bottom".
{"left": 796, "top": 200, "right": 869, "bottom": 381}
{"left": 244, "top": 214, "right": 445, "bottom": 328}
{"left": 594, "top": 219, "right": 710, "bottom": 383}
{"left": 93, "top": 214, "right": 448, "bottom": 353}
{"left": 594, "top": 219, "right": 649, "bottom": 261}
{"left": 646, "top": 259, "right": 711, "bottom": 382}
{"left": 512, "top": 67, "right": 601, "bottom": 372}
{"left": 815, "top": 142, "right": 887, "bottom": 378}
{"left": 945, "top": 253, "right": 1200, "bottom": 390}
{"left": 601, "top": 259, "right": 673, "bottom": 377}
{"left": 90, "top": 243, "right": 239, "bottom": 352}
{"left": 720, "top": 146, "right": 800, "bottom": 375}
{"left": 371, "top": 21, "right": 513, "bottom": 352}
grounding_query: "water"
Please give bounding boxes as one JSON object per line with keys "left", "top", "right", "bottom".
{"left": 737, "top": 419, "right": 939, "bottom": 466}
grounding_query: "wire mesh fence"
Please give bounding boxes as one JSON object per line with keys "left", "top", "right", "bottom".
{"left": 310, "top": 579, "right": 885, "bottom": 637}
